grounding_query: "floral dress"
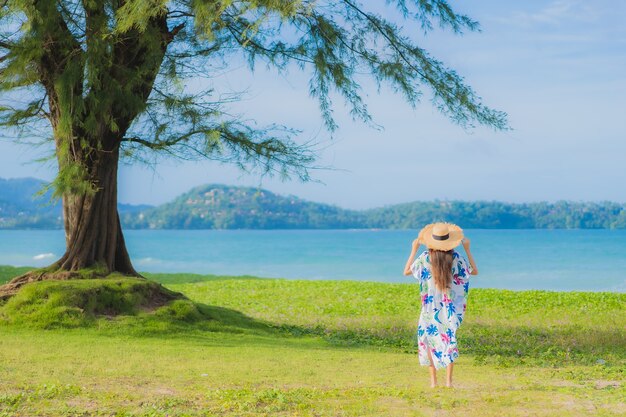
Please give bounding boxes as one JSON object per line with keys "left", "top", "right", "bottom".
{"left": 410, "top": 250, "right": 472, "bottom": 369}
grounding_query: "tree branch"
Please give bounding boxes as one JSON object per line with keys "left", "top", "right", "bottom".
{"left": 168, "top": 23, "right": 185, "bottom": 41}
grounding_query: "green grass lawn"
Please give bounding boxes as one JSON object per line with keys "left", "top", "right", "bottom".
{"left": 0, "top": 267, "right": 624, "bottom": 416}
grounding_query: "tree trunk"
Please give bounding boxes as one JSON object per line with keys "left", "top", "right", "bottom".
{"left": 0, "top": 145, "right": 140, "bottom": 299}
{"left": 56, "top": 146, "right": 138, "bottom": 275}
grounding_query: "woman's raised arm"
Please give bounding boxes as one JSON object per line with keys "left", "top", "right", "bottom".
{"left": 403, "top": 238, "right": 421, "bottom": 276}
{"left": 461, "top": 238, "right": 479, "bottom": 275}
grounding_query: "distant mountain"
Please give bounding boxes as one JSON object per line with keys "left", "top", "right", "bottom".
{"left": 2, "top": 177, "right": 626, "bottom": 229}
{"left": 122, "top": 184, "right": 364, "bottom": 229}
{"left": 0, "top": 178, "right": 61, "bottom": 228}
{"left": 0, "top": 178, "right": 151, "bottom": 229}
{"left": 0, "top": 177, "right": 54, "bottom": 208}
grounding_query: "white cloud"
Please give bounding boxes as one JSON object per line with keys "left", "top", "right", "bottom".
{"left": 493, "top": 0, "right": 606, "bottom": 27}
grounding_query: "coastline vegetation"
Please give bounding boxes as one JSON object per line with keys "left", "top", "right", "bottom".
{"left": 2, "top": 180, "right": 626, "bottom": 230}
{"left": 0, "top": 267, "right": 623, "bottom": 416}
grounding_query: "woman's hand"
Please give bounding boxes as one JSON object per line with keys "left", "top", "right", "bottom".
{"left": 412, "top": 237, "right": 421, "bottom": 252}
{"left": 461, "top": 237, "right": 471, "bottom": 251}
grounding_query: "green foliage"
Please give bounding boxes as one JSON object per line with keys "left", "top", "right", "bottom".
{"left": 1, "top": 0, "right": 508, "bottom": 195}
{"left": 47, "top": 160, "right": 98, "bottom": 200}
{"left": 363, "top": 200, "right": 626, "bottom": 229}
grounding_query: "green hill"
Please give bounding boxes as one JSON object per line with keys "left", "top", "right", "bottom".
{"left": 122, "top": 184, "right": 364, "bottom": 229}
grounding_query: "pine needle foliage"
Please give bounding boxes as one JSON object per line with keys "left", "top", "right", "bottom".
{"left": 0, "top": 0, "right": 508, "bottom": 193}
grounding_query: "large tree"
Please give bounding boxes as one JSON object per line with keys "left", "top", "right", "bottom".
{"left": 0, "top": 0, "right": 506, "bottom": 289}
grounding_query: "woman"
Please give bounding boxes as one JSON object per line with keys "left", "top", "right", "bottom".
{"left": 403, "top": 222, "right": 478, "bottom": 388}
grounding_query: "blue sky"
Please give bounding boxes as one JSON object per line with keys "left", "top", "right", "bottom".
{"left": 1, "top": 0, "right": 625, "bottom": 209}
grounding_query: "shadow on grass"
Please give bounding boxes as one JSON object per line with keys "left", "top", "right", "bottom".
{"left": 266, "top": 320, "right": 626, "bottom": 367}
{"left": 111, "top": 300, "right": 281, "bottom": 339}
{"left": 460, "top": 322, "right": 626, "bottom": 366}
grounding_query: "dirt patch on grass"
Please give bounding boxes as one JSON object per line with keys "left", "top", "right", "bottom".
{"left": 64, "top": 398, "right": 100, "bottom": 412}
{"left": 376, "top": 395, "right": 411, "bottom": 409}
{"left": 550, "top": 380, "right": 586, "bottom": 388}
{"left": 152, "top": 386, "right": 177, "bottom": 395}
{"left": 594, "top": 380, "right": 621, "bottom": 389}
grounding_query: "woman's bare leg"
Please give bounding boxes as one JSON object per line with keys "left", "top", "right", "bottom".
{"left": 427, "top": 349, "right": 437, "bottom": 388}
{"left": 446, "top": 363, "right": 454, "bottom": 387}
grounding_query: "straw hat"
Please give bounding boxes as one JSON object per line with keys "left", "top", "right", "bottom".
{"left": 418, "top": 222, "right": 464, "bottom": 251}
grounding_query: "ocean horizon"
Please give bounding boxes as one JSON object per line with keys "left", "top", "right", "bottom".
{"left": 0, "top": 229, "right": 624, "bottom": 292}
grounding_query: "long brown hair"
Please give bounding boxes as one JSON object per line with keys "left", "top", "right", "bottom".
{"left": 429, "top": 249, "right": 454, "bottom": 292}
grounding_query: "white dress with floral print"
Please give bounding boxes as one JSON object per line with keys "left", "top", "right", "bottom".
{"left": 410, "top": 250, "right": 472, "bottom": 369}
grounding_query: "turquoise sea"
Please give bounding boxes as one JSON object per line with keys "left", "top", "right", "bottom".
{"left": 0, "top": 229, "right": 624, "bottom": 292}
